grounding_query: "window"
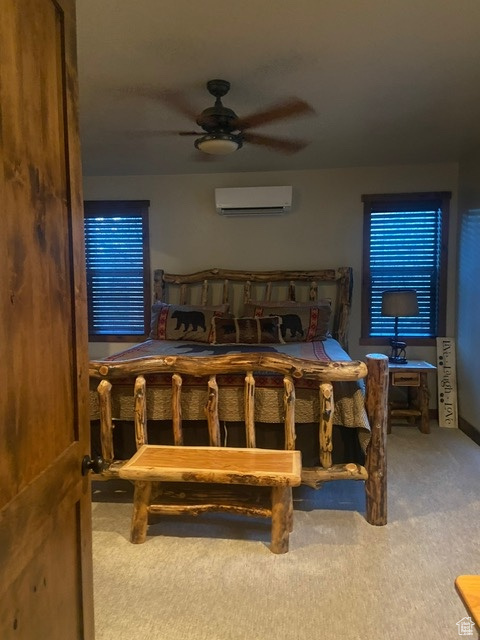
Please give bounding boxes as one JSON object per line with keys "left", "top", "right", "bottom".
{"left": 84, "top": 200, "right": 150, "bottom": 341}
{"left": 361, "top": 192, "right": 450, "bottom": 345}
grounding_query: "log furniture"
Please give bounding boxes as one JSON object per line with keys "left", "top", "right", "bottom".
{"left": 387, "top": 360, "right": 436, "bottom": 434}
{"left": 154, "top": 266, "right": 353, "bottom": 350}
{"left": 90, "top": 352, "right": 389, "bottom": 533}
{"left": 119, "top": 445, "right": 301, "bottom": 553}
{"left": 89, "top": 267, "right": 366, "bottom": 435}
{"left": 89, "top": 267, "right": 390, "bottom": 545}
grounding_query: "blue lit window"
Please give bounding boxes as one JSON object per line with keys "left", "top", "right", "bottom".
{"left": 361, "top": 193, "right": 450, "bottom": 344}
{"left": 84, "top": 201, "right": 150, "bottom": 341}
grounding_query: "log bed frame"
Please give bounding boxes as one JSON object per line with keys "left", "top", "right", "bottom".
{"left": 89, "top": 267, "right": 389, "bottom": 526}
{"left": 153, "top": 266, "right": 353, "bottom": 350}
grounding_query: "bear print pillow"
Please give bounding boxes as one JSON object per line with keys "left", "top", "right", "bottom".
{"left": 243, "top": 301, "right": 331, "bottom": 342}
{"left": 150, "top": 302, "right": 231, "bottom": 342}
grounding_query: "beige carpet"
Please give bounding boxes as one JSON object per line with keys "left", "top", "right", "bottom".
{"left": 92, "top": 423, "right": 480, "bottom": 640}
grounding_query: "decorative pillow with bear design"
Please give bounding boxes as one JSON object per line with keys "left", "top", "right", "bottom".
{"left": 243, "top": 300, "right": 332, "bottom": 342}
{"left": 150, "top": 302, "right": 231, "bottom": 342}
{"left": 211, "top": 316, "right": 285, "bottom": 345}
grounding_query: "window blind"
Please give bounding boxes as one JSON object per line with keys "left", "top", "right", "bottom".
{"left": 369, "top": 206, "right": 442, "bottom": 338}
{"left": 85, "top": 215, "right": 146, "bottom": 336}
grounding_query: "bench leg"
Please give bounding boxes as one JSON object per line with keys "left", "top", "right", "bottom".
{"left": 131, "top": 480, "right": 152, "bottom": 544}
{"left": 270, "top": 486, "right": 292, "bottom": 554}
{"left": 287, "top": 487, "right": 294, "bottom": 533}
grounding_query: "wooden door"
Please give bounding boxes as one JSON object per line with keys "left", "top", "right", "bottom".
{"left": 0, "top": 1, "right": 94, "bottom": 638}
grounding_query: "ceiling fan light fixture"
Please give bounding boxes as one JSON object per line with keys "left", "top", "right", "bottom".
{"left": 195, "top": 132, "right": 242, "bottom": 155}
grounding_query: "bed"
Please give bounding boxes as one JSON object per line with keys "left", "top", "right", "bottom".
{"left": 89, "top": 267, "right": 389, "bottom": 525}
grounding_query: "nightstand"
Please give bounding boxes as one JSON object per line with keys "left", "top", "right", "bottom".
{"left": 387, "top": 360, "right": 437, "bottom": 434}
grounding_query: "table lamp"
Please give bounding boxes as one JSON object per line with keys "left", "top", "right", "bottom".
{"left": 381, "top": 289, "right": 419, "bottom": 364}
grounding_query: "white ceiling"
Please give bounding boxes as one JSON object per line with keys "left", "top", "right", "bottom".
{"left": 76, "top": 0, "right": 480, "bottom": 177}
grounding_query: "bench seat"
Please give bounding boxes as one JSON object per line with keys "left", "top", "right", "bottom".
{"left": 119, "top": 445, "right": 302, "bottom": 553}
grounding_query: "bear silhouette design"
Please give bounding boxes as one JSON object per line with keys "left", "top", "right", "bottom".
{"left": 277, "top": 314, "right": 304, "bottom": 339}
{"left": 171, "top": 309, "right": 206, "bottom": 333}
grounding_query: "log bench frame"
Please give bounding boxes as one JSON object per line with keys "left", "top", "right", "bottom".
{"left": 119, "top": 444, "right": 302, "bottom": 553}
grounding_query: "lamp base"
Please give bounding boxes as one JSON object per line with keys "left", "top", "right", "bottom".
{"left": 389, "top": 338, "right": 408, "bottom": 364}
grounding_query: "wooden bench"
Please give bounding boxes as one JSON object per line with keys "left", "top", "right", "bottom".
{"left": 119, "top": 445, "right": 302, "bottom": 554}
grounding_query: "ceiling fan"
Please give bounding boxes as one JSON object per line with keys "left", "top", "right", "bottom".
{"left": 158, "top": 79, "right": 315, "bottom": 156}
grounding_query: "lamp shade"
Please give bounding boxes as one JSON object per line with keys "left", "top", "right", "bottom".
{"left": 381, "top": 290, "right": 419, "bottom": 317}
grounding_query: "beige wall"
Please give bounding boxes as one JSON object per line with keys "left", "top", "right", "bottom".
{"left": 85, "top": 161, "right": 458, "bottom": 402}
{"left": 457, "top": 154, "right": 480, "bottom": 430}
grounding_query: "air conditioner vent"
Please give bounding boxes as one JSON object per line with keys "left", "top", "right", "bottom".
{"left": 215, "top": 186, "right": 292, "bottom": 216}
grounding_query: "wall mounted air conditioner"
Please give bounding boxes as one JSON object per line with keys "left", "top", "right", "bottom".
{"left": 215, "top": 186, "right": 292, "bottom": 216}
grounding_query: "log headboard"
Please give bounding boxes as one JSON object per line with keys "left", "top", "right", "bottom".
{"left": 153, "top": 267, "right": 353, "bottom": 352}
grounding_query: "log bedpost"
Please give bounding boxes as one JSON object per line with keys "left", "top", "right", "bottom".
{"left": 222, "top": 279, "right": 229, "bottom": 305}
{"left": 283, "top": 375, "right": 296, "bottom": 450}
{"left": 364, "top": 353, "right": 389, "bottom": 526}
{"left": 288, "top": 281, "right": 296, "bottom": 301}
{"left": 171, "top": 373, "right": 183, "bottom": 445}
{"left": 319, "top": 382, "right": 333, "bottom": 469}
{"left": 153, "top": 268, "right": 165, "bottom": 302}
{"left": 205, "top": 375, "right": 221, "bottom": 446}
{"left": 97, "top": 379, "right": 114, "bottom": 464}
{"left": 180, "top": 283, "right": 187, "bottom": 304}
{"left": 245, "top": 371, "right": 256, "bottom": 448}
{"left": 201, "top": 279, "right": 209, "bottom": 306}
{"left": 134, "top": 375, "right": 147, "bottom": 449}
{"left": 265, "top": 282, "right": 272, "bottom": 301}
{"left": 243, "top": 281, "right": 251, "bottom": 305}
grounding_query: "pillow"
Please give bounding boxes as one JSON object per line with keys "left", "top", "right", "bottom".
{"left": 243, "top": 301, "right": 332, "bottom": 342}
{"left": 212, "top": 316, "right": 285, "bottom": 345}
{"left": 150, "top": 302, "right": 231, "bottom": 342}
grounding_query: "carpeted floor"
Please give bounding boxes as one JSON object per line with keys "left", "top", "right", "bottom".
{"left": 92, "top": 423, "right": 480, "bottom": 640}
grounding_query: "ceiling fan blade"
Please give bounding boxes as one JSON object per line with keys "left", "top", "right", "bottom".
{"left": 243, "top": 132, "right": 310, "bottom": 154}
{"left": 158, "top": 90, "right": 200, "bottom": 121}
{"left": 232, "top": 98, "right": 315, "bottom": 130}
{"left": 124, "top": 86, "right": 199, "bottom": 121}
{"left": 125, "top": 130, "right": 202, "bottom": 138}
